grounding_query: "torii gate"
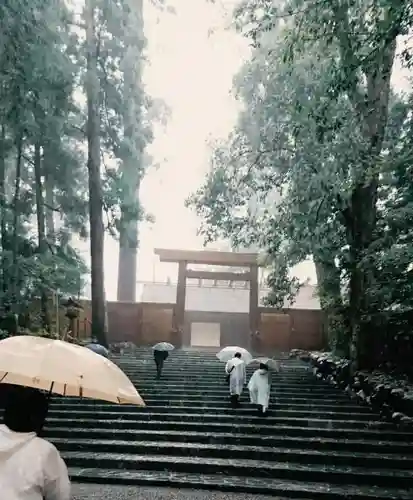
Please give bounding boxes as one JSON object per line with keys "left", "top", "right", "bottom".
{"left": 154, "top": 249, "right": 261, "bottom": 345}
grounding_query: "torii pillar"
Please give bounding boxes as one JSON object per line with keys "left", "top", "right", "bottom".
{"left": 174, "top": 260, "right": 187, "bottom": 332}
{"left": 249, "top": 263, "right": 259, "bottom": 335}
{"left": 155, "top": 249, "right": 261, "bottom": 349}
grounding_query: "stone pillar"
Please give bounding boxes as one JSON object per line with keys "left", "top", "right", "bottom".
{"left": 173, "top": 261, "right": 187, "bottom": 339}
{"left": 249, "top": 264, "right": 259, "bottom": 351}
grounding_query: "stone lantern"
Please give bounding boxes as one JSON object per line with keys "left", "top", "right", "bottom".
{"left": 63, "top": 297, "right": 83, "bottom": 340}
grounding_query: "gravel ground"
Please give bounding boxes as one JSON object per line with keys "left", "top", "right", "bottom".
{"left": 72, "top": 484, "right": 278, "bottom": 500}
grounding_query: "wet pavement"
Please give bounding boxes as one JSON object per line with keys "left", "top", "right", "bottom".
{"left": 72, "top": 484, "right": 277, "bottom": 500}
{"left": 49, "top": 349, "right": 413, "bottom": 498}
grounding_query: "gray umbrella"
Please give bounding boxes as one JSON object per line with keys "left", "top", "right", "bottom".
{"left": 85, "top": 343, "right": 109, "bottom": 358}
{"left": 152, "top": 342, "right": 175, "bottom": 352}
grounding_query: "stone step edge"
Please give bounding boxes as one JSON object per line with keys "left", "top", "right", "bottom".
{"left": 52, "top": 396, "right": 357, "bottom": 403}
{"left": 120, "top": 372, "right": 309, "bottom": 376}
{"left": 46, "top": 413, "right": 388, "bottom": 428}
{"left": 49, "top": 385, "right": 344, "bottom": 391}
{"left": 69, "top": 467, "right": 412, "bottom": 499}
{"left": 114, "top": 386, "right": 344, "bottom": 391}
{"left": 123, "top": 376, "right": 309, "bottom": 379}
{"left": 134, "top": 382, "right": 344, "bottom": 386}
{"left": 44, "top": 427, "right": 413, "bottom": 453}
{"left": 46, "top": 418, "right": 405, "bottom": 434}
{"left": 47, "top": 428, "right": 413, "bottom": 449}
{"left": 44, "top": 427, "right": 413, "bottom": 454}
{"left": 49, "top": 402, "right": 372, "bottom": 410}
{"left": 51, "top": 438, "right": 413, "bottom": 462}
{"left": 127, "top": 384, "right": 317, "bottom": 387}
{"left": 47, "top": 407, "right": 375, "bottom": 417}
{"left": 63, "top": 451, "right": 413, "bottom": 480}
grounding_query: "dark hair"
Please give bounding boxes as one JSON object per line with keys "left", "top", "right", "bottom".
{"left": 3, "top": 385, "right": 49, "bottom": 434}
{"left": 234, "top": 352, "right": 242, "bottom": 358}
{"left": 259, "top": 363, "right": 269, "bottom": 371}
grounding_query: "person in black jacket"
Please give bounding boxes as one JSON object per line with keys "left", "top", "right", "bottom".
{"left": 153, "top": 349, "right": 169, "bottom": 379}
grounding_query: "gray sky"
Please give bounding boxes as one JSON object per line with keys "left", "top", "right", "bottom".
{"left": 75, "top": 0, "right": 411, "bottom": 299}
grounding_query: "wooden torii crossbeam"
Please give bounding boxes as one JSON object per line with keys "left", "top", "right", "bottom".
{"left": 154, "top": 248, "right": 262, "bottom": 336}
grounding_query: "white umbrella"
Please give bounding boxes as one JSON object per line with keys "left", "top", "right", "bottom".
{"left": 152, "top": 342, "right": 175, "bottom": 352}
{"left": 216, "top": 346, "right": 253, "bottom": 364}
{"left": 0, "top": 336, "right": 144, "bottom": 405}
{"left": 249, "top": 357, "right": 281, "bottom": 372}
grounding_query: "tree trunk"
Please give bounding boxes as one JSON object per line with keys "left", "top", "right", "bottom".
{"left": 10, "top": 135, "right": 23, "bottom": 315}
{"left": 314, "top": 256, "right": 349, "bottom": 357}
{"left": 117, "top": 216, "right": 138, "bottom": 302}
{"left": 34, "top": 141, "right": 51, "bottom": 331}
{"left": 85, "top": 0, "right": 108, "bottom": 347}
{"left": 0, "top": 125, "right": 8, "bottom": 299}
{"left": 346, "top": 38, "right": 397, "bottom": 368}
{"left": 116, "top": 0, "right": 144, "bottom": 302}
{"left": 332, "top": 6, "right": 397, "bottom": 367}
{"left": 44, "top": 150, "right": 55, "bottom": 241}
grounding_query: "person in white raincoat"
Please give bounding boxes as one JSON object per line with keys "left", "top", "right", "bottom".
{"left": 248, "top": 363, "right": 271, "bottom": 415}
{"left": 225, "top": 352, "right": 246, "bottom": 407}
{"left": 0, "top": 385, "right": 70, "bottom": 500}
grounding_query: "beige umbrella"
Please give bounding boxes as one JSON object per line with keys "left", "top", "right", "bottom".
{"left": 0, "top": 335, "right": 144, "bottom": 405}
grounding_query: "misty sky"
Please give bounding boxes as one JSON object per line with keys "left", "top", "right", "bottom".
{"left": 75, "top": 0, "right": 411, "bottom": 299}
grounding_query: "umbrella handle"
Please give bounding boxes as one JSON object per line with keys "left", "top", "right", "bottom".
{"left": 47, "top": 382, "right": 54, "bottom": 401}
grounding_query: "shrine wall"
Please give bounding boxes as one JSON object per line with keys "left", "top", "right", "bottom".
{"left": 77, "top": 301, "right": 325, "bottom": 354}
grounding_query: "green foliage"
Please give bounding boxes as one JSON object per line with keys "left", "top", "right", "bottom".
{"left": 0, "top": 0, "right": 88, "bottom": 318}
{"left": 0, "top": 0, "right": 161, "bottom": 333}
{"left": 188, "top": 0, "right": 413, "bottom": 366}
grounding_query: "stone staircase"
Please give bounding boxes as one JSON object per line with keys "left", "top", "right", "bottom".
{"left": 44, "top": 348, "right": 413, "bottom": 499}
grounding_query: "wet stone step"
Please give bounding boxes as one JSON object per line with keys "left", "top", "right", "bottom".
{"left": 50, "top": 400, "right": 372, "bottom": 413}
{"left": 131, "top": 384, "right": 336, "bottom": 391}
{"left": 137, "top": 365, "right": 304, "bottom": 368}
{"left": 131, "top": 366, "right": 307, "bottom": 370}
{"left": 120, "top": 358, "right": 292, "bottom": 362}
{"left": 62, "top": 452, "right": 413, "bottom": 488}
{"left": 124, "top": 360, "right": 302, "bottom": 364}
{"left": 126, "top": 360, "right": 304, "bottom": 365}
{"left": 135, "top": 394, "right": 353, "bottom": 402}
{"left": 51, "top": 438, "right": 413, "bottom": 469}
{"left": 141, "top": 376, "right": 315, "bottom": 380}
{"left": 137, "top": 398, "right": 363, "bottom": 407}
{"left": 136, "top": 393, "right": 353, "bottom": 402}
{"left": 47, "top": 407, "right": 376, "bottom": 420}
{"left": 134, "top": 382, "right": 315, "bottom": 388}
{"left": 126, "top": 368, "right": 306, "bottom": 373}
{"left": 135, "top": 391, "right": 352, "bottom": 400}
{"left": 72, "top": 483, "right": 312, "bottom": 500}
{"left": 46, "top": 412, "right": 389, "bottom": 430}
{"left": 52, "top": 395, "right": 364, "bottom": 407}
{"left": 131, "top": 374, "right": 328, "bottom": 381}
{"left": 69, "top": 467, "right": 413, "bottom": 499}
{"left": 131, "top": 369, "right": 305, "bottom": 373}
{"left": 44, "top": 427, "right": 413, "bottom": 454}
{"left": 136, "top": 387, "right": 344, "bottom": 395}
{"left": 129, "top": 377, "right": 315, "bottom": 384}
{"left": 45, "top": 419, "right": 412, "bottom": 440}
{"left": 129, "top": 371, "right": 309, "bottom": 376}
{"left": 122, "top": 365, "right": 301, "bottom": 370}
{"left": 126, "top": 371, "right": 310, "bottom": 377}
{"left": 46, "top": 350, "right": 413, "bottom": 497}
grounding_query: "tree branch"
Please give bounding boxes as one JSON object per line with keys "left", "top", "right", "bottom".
{"left": 44, "top": 202, "right": 61, "bottom": 213}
